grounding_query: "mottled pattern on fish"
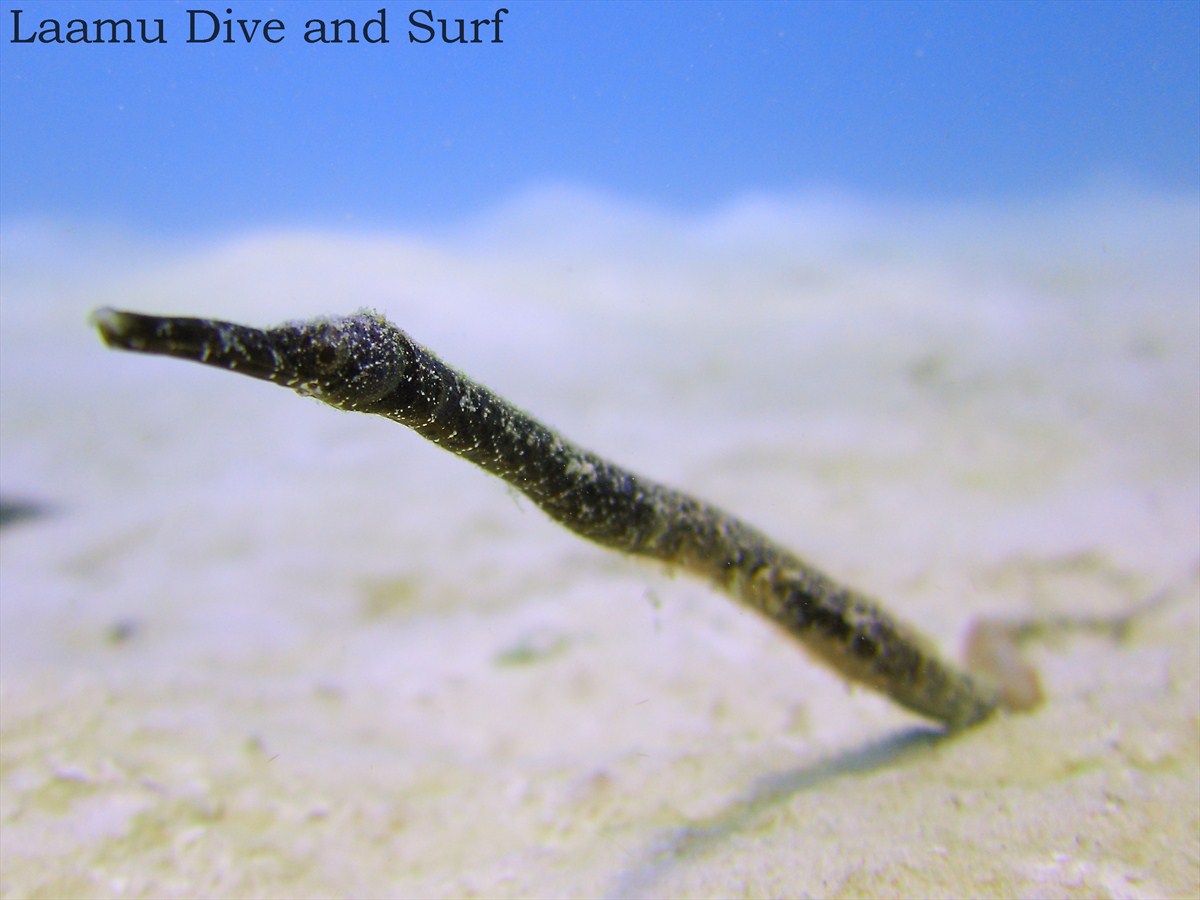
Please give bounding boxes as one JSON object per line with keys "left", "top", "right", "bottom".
{"left": 92, "top": 306, "right": 1010, "bottom": 729}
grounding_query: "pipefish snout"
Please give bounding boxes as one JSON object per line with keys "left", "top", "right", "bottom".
{"left": 92, "top": 305, "right": 1044, "bottom": 730}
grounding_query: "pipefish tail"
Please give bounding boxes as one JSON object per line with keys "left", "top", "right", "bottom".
{"left": 91, "top": 306, "right": 1021, "bottom": 730}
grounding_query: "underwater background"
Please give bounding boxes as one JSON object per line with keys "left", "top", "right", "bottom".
{"left": 2, "top": 2, "right": 1198, "bottom": 897}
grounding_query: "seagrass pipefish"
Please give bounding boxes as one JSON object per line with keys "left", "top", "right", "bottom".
{"left": 92, "top": 306, "right": 1049, "bottom": 729}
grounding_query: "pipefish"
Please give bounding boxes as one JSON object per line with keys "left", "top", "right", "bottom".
{"left": 91, "top": 306, "right": 1043, "bottom": 730}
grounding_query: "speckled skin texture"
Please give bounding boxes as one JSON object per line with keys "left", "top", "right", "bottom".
{"left": 93, "top": 307, "right": 1001, "bottom": 728}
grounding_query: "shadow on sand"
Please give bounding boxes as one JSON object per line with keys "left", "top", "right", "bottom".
{"left": 608, "top": 725, "right": 949, "bottom": 899}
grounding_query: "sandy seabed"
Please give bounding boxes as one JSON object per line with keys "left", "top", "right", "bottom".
{"left": 1, "top": 187, "right": 1198, "bottom": 898}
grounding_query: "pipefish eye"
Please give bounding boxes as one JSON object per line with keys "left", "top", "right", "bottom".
{"left": 293, "top": 314, "right": 406, "bottom": 410}
{"left": 314, "top": 342, "right": 340, "bottom": 369}
{"left": 288, "top": 319, "right": 359, "bottom": 389}
{"left": 300, "top": 319, "right": 352, "bottom": 372}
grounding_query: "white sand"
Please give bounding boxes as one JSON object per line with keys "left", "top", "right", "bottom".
{"left": 1, "top": 187, "right": 1197, "bottom": 898}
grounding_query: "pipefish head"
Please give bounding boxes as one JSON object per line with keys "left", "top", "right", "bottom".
{"left": 90, "top": 307, "right": 410, "bottom": 414}
{"left": 268, "top": 311, "right": 410, "bottom": 413}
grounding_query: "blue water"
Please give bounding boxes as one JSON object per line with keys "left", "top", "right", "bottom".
{"left": 1, "top": 0, "right": 1196, "bottom": 236}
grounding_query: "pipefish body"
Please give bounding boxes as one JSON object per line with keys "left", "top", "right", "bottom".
{"left": 91, "top": 306, "right": 1039, "bottom": 730}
